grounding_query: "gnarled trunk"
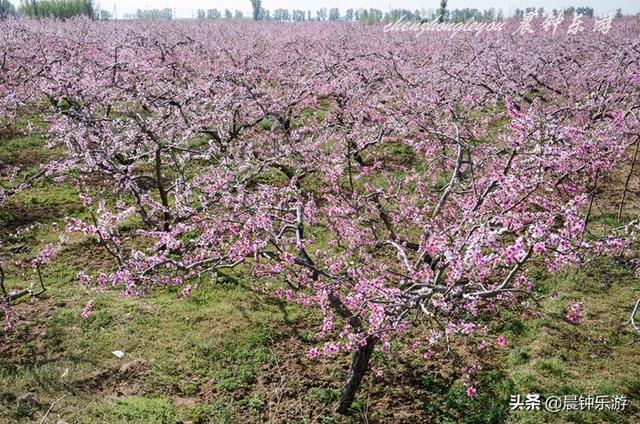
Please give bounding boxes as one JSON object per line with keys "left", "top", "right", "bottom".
{"left": 336, "top": 337, "right": 375, "bottom": 414}
{"left": 154, "top": 146, "right": 170, "bottom": 232}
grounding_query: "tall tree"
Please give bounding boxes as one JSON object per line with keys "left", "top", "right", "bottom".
{"left": 0, "top": 0, "right": 16, "bottom": 18}
{"left": 438, "top": 0, "right": 447, "bottom": 23}
{"left": 250, "top": 0, "right": 262, "bottom": 21}
{"left": 345, "top": 8, "right": 354, "bottom": 21}
{"left": 316, "top": 7, "right": 327, "bottom": 21}
{"left": 328, "top": 7, "right": 340, "bottom": 21}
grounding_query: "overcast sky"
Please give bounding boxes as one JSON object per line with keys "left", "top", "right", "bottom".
{"left": 10, "top": 1, "right": 640, "bottom": 19}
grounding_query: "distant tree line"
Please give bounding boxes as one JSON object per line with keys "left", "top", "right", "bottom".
{"left": 252, "top": 6, "right": 506, "bottom": 24}
{"left": 17, "top": 0, "right": 97, "bottom": 19}
{"left": 131, "top": 8, "right": 173, "bottom": 20}
{"left": 247, "top": 1, "right": 629, "bottom": 24}
{"left": 0, "top": 1, "right": 632, "bottom": 22}
{"left": 195, "top": 9, "right": 244, "bottom": 20}
{"left": 514, "top": 6, "right": 595, "bottom": 19}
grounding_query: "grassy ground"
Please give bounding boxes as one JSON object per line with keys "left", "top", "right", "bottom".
{"left": 1, "top": 119, "right": 639, "bottom": 423}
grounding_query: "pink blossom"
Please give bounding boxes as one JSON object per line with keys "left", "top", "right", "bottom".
{"left": 179, "top": 285, "right": 195, "bottom": 299}
{"left": 566, "top": 302, "right": 584, "bottom": 324}
{"left": 81, "top": 300, "right": 95, "bottom": 320}
{"left": 496, "top": 335, "right": 508, "bottom": 348}
{"left": 466, "top": 386, "right": 477, "bottom": 398}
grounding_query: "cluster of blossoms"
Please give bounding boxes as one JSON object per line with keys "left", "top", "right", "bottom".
{"left": 566, "top": 302, "right": 585, "bottom": 324}
{"left": 1, "top": 17, "right": 639, "bottom": 410}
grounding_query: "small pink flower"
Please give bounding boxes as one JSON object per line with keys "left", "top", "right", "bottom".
{"left": 533, "top": 242, "right": 546, "bottom": 254}
{"left": 466, "top": 385, "right": 477, "bottom": 397}
{"left": 81, "top": 300, "right": 95, "bottom": 320}
{"left": 496, "top": 335, "right": 507, "bottom": 348}
{"left": 307, "top": 348, "right": 320, "bottom": 359}
{"left": 179, "top": 284, "right": 195, "bottom": 299}
{"left": 322, "top": 343, "right": 340, "bottom": 355}
{"left": 566, "top": 302, "right": 584, "bottom": 324}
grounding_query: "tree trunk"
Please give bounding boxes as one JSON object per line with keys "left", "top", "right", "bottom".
{"left": 335, "top": 337, "right": 376, "bottom": 414}
{"left": 154, "top": 147, "right": 171, "bottom": 232}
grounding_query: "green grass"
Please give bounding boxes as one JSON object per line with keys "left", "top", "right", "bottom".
{"left": 1, "top": 269, "right": 307, "bottom": 422}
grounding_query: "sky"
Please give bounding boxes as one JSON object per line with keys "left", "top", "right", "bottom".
{"left": 9, "top": 1, "right": 640, "bottom": 19}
